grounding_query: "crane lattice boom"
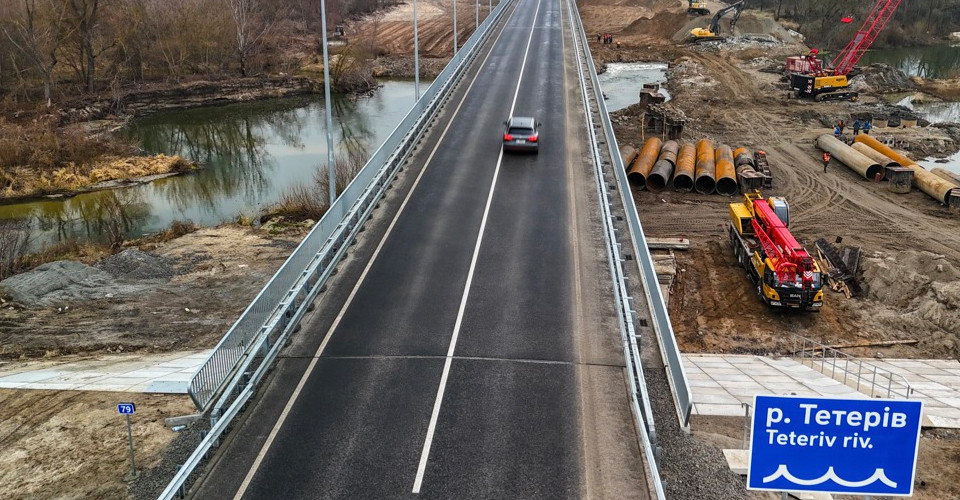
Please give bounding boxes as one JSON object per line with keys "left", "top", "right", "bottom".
{"left": 830, "top": 0, "right": 903, "bottom": 75}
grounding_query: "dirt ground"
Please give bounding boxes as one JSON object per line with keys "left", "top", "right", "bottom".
{"left": 1, "top": 0, "right": 959, "bottom": 497}
{"left": 579, "top": 0, "right": 960, "bottom": 361}
{"left": 0, "top": 389, "right": 194, "bottom": 499}
{"left": 577, "top": 0, "right": 960, "bottom": 497}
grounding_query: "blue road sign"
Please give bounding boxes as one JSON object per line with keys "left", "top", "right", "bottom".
{"left": 118, "top": 403, "right": 136, "bottom": 415}
{"left": 748, "top": 395, "right": 923, "bottom": 496}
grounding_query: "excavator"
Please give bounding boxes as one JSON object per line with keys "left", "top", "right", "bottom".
{"left": 787, "top": 0, "right": 902, "bottom": 101}
{"left": 687, "top": 0, "right": 709, "bottom": 16}
{"left": 689, "top": 1, "right": 743, "bottom": 42}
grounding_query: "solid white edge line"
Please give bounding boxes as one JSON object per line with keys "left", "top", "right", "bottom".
{"left": 231, "top": 13, "right": 517, "bottom": 499}
{"left": 411, "top": 0, "right": 544, "bottom": 493}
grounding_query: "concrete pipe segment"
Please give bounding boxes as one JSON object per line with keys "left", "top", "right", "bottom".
{"left": 714, "top": 144, "right": 738, "bottom": 196}
{"left": 851, "top": 142, "right": 900, "bottom": 168}
{"left": 648, "top": 140, "right": 680, "bottom": 192}
{"left": 816, "top": 134, "right": 884, "bottom": 181}
{"left": 854, "top": 133, "right": 959, "bottom": 205}
{"left": 620, "top": 145, "right": 639, "bottom": 169}
{"left": 628, "top": 137, "right": 662, "bottom": 189}
{"left": 932, "top": 168, "right": 960, "bottom": 187}
{"left": 673, "top": 142, "right": 696, "bottom": 192}
{"left": 733, "top": 147, "right": 755, "bottom": 168}
{"left": 694, "top": 138, "right": 716, "bottom": 194}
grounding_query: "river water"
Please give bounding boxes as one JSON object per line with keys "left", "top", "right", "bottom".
{"left": 859, "top": 44, "right": 960, "bottom": 79}
{"left": 0, "top": 81, "right": 423, "bottom": 246}
{"left": 597, "top": 62, "right": 670, "bottom": 112}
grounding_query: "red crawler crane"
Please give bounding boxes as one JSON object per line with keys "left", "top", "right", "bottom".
{"left": 786, "top": 0, "right": 903, "bottom": 101}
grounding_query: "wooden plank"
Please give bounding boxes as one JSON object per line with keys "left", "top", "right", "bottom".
{"left": 646, "top": 237, "right": 690, "bottom": 250}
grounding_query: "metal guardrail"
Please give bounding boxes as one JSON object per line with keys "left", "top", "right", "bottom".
{"left": 565, "top": 1, "right": 664, "bottom": 498}
{"left": 158, "top": 5, "right": 512, "bottom": 499}
{"left": 568, "top": 0, "right": 693, "bottom": 431}
{"left": 792, "top": 334, "right": 914, "bottom": 399}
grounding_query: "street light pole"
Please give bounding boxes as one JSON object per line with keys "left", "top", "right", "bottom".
{"left": 453, "top": 0, "right": 458, "bottom": 54}
{"left": 320, "top": 0, "right": 337, "bottom": 204}
{"left": 475, "top": 0, "right": 478, "bottom": 30}
{"left": 414, "top": 0, "right": 420, "bottom": 100}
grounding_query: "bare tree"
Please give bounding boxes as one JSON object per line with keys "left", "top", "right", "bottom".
{"left": 1, "top": 0, "right": 72, "bottom": 102}
{"left": 229, "top": 0, "right": 273, "bottom": 77}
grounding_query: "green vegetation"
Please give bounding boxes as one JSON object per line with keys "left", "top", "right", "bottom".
{"left": 747, "top": 0, "right": 960, "bottom": 49}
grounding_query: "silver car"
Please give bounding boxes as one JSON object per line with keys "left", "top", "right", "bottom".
{"left": 502, "top": 116, "right": 540, "bottom": 154}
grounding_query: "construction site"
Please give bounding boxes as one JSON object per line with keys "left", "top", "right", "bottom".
{"left": 0, "top": 0, "right": 959, "bottom": 498}
{"left": 585, "top": 0, "right": 960, "bottom": 497}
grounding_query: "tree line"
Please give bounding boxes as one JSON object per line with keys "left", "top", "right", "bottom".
{"left": 746, "top": 0, "right": 960, "bottom": 49}
{"left": 0, "top": 0, "right": 391, "bottom": 106}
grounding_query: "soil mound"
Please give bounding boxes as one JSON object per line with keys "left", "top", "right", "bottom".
{"left": 623, "top": 11, "right": 690, "bottom": 39}
{"left": 97, "top": 248, "right": 177, "bottom": 281}
{"left": 0, "top": 261, "right": 121, "bottom": 307}
{"left": 861, "top": 250, "right": 960, "bottom": 354}
{"left": 850, "top": 64, "right": 916, "bottom": 94}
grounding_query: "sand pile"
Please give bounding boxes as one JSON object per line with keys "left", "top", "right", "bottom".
{"left": 860, "top": 250, "right": 960, "bottom": 354}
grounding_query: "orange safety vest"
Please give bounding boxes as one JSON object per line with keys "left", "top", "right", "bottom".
{"left": 822, "top": 152, "right": 831, "bottom": 162}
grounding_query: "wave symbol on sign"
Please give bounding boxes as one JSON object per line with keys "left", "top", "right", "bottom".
{"left": 763, "top": 465, "right": 898, "bottom": 488}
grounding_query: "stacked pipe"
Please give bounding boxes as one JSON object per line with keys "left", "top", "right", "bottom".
{"left": 733, "top": 147, "right": 754, "bottom": 171}
{"left": 714, "top": 145, "right": 738, "bottom": 196}
{"left": 853, "top": 133, "right": 959, "bottom": 205}
{"left": 673, "top": 143, "right": 696, "bottom": 192}
{"left": 932, "top": 168, "right": 960, "bottom": 187}
{"left": 815, "top": 134, "right": 884, "bottom": 180}
{"left": 620, "top": 145, "right": 639, "bottom": 169}
{"left": 648, "top": 140, "right": 679, "bottom": 192}
{"left": 628, "top": 137, "right": 661, "bottom": 189}
{"left": 850, "top": 143, "right": 900, "bottom": 169}
{"left": 694, "top": 139, "right": 716, "bottom": 194}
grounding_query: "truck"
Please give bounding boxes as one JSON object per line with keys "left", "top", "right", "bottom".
{"left": 729, "top": 191, "right": 824, "bottom": 310}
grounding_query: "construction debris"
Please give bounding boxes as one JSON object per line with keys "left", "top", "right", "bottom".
{"left": 815, "top": 238, "right": 862, "bottom": 298}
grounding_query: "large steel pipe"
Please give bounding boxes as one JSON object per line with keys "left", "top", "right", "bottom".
{"left": 648, "top": 160, "right": 675, "bottom": 192}
{"left": 695, "top": 139, "right": 716, "bottom": 194}
{"left": 851, "top": 142, "right": 900, "bottom": 168}
{"left": 932, "top": 168, "right": 960, "bottom": 187}
{"left": 854, "top": 134, "right": 959, "bottom": 205}
{"left": 714, "top": 144, "right": 738, "bottom": 196}
{"left": 620, "top": 145, "right": 639, "bottom": 169}
{"left": 733, "top": 147, "right": 754, "bottom": 168}
{"left": 648, "top": 140, "right": 680, "bottom": 192}
{"left": 816, "top": 134, "right": 883, "bottom": 180}
{"left": 628, "top": 137, "right": 661, "bottom": 189}
{"left": 659, "top": 140, "right": 680, "bottom": 167}
{"left": 673, "top": 142, "right": 696, "bottom": 192}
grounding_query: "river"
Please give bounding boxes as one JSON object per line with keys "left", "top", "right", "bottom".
{"left": 597, "top": 62, "right": 670, "bottom": 112}
{"left": 859, "top": 43, "right": 960, "bottom": 79}
{"left": 0, "top": 81, "right": 423, "bottom": 247}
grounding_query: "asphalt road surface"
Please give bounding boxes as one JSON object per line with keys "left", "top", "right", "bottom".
{"left": 191, "top": 0, "right": 649, "bottom": 498}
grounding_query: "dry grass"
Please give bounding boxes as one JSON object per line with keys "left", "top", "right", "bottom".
{"left": 1, "top": 153, "right": 196, "bottom": 200}
{"left": 269, "top": 153, "right": 367, "bottom": 221}
{"left": 0, "top": 117, "right": 197, "bottom": 200}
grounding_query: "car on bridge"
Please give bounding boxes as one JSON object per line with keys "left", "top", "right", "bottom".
{"left": 503, "top": 116, "right": 540, "bottom": 154}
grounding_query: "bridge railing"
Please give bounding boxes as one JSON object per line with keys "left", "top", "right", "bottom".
{"left": 565, "top": 0, "right": 686, "bottom": 498}
{"left": 569, "top": 7, "right": 693, "bottom": 433}
{"left": 158, "top": 4, "right": 512, "bottom": 499}
{"left": 792, "top": 334, "right": 913, "bottom": 399}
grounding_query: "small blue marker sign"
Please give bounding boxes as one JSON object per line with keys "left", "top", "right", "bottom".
{"left": 748, "top": 395, "right": 923, "bottom": 496}
{"left": 118, "top": 403, "right": 136, "bottom": 415}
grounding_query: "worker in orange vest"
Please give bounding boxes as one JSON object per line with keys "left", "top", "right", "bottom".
{"left": 822, "top": 151, "right": 831, "bottom": 172}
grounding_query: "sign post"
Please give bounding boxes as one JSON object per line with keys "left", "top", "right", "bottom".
{"left": 748, "top": 395, "right": 922, "bottom": 497}
{"left": 118, "top": 403, "right": 137, "bottom": 480}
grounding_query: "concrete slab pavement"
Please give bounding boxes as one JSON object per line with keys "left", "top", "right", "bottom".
{"left": 0, "top": 350, "right": 209, "bottom": 393}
